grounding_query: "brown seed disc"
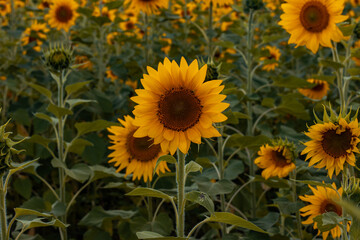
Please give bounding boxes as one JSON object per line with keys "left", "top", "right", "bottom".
{"left": 300, "top": 1, "right": 329, "bottom": 33}
{"left": 127, "top": 130, "right": 161, "bottom": 162}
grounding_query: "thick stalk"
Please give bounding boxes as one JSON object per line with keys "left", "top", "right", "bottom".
{"left": 0, "top": 175, "right": 7, "bottom": 240}
{"left": 290, "top": 171, "right": 303, "bottom": 239}
{"left": 57, "top": 71, "right": 67, "bottom": 240}
{"left": 208, "top": 1, "right": 213, "bottom": 60}
{"left": 246, "top": 9, "right": 256, "bottom": 218}
{"left": 176, "top": 150, "right": 186, "bottom": 237}
{"left": 217, "top": 126, "right": 226, "bottom": 236}
{"left": 331, "top": 44, "right": 346, "bottom": 114}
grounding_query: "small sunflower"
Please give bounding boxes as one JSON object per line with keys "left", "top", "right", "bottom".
{"left": 106, "top": 67, "right": 118, "bottom": 82}
{"left": 302, "top": 117, "right": 360, "bottom": 178}
{"left": 124, "top": 0, "right": 168, "bottom": 14}
{"left": 300, "top": 183, "right": 350, "bottom": 239}
{"left": 45, "top": 0, "right": 79, "bottom": 31}
{"left": 0, "top": 1, "right": 10, "bottom": 16}
{"left": 255, "top": 140, "right": 296, "bottom": 179}
{"left": 259, "top": 46, "right": 281, "bottom": 71}
{"left": 131, "top": 57, "right": 229, "bottom": 155}
{"left": 108, "top": 115, "right": 170, "bottom": 182}
{"left": 21, "top": 21, "right": 49, "bottom": 52}
{"left": 93, "top": 6, "right": 117, "bottom": 22}
{"left": 279, "top": 0, "right": 348, "bottom": 54}
{"left": 298, "top": 79, "right": 330, "bottom": 100}
{"left": 38, "top": 0, "right": 51, "bottom": 10}
{"left": 197, "top": 0, "right": 234, "bottom": 8}
{"left": 350, "top": 0, "right": 360, "bottom": 6}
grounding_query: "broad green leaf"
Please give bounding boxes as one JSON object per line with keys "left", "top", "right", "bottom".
{"left": 66, "top": 138, "right": 93, "bottom": 155}
{"left": 224, "top": 160, "right": 244, "bottom": 180}
{"left": 14, "top": 208, "right": 52, "bottom": 218}
{"left": 185, "top": 161, "right": 203, "bottom": 174}
{"left": 75, "top": 120, "right": 117, "bottom": 137}
{"left": 311, "top": 75, "right": 336, "bottom": 84}
{"left": 126, "top": 187, "right": 173, "bottom": 201}
{"left": 261, "top": 98, "right": 275, "bottom": 108}
{"left": 47, "top": 104, "right": 73, "bottom": 119}
{"left": 254, "top": 176, "right": 290, "bottom": 188}
{"left": 154, "top": 155, "right": 176, "bottom": 173}
{"left": 14, "top": 178, "right": 32, "bottom": 199}
{"left": 224, "top": 110, "right": 250, "bottom": 124}
{"left": 28, "top": 83, "right": 52, "bottom": 102}
{"left": 8, "top": 159, "right": 39, "bottom": 178}
{"left": 273, "top": 198, "right": 304, "bottom": 215}
{"left": 51, "top": 201, "right": 66, "bottom": 217}
{"left": 319, "top": 59, "right": 344, "bottom": 70}
{"left": 276, "top": 94, "right": 309, "bottom": 120}
{"left": 65, "top": 80, "right": 91, "bottom": 97}
{"left": 207, "top": 212, "right": 267, "bottom": 233}
{"left": 313, "top": 212, "right": 344, "bottom": 232}
{"left": 102, "top": 182, "right": 136, "bottom": 190}
{"left": 84, "top": 228, "right": 112, "bottom": 240}
{"left": 185, "top": 191, "right": 214, "bottom": 214}
{"left": 195, "top": 157, "right": 213, "bottom": 168}
{"left": 196, "top": 178, "right": 236, "bottom": 196}
{"left": 89, "top": 165, "right": 124, "bottom": 182}
{"left": 18, "top": 218, "right": 68, "bottom": 231}
{"left": 65, "top": 99, "right": 95, "bottom": 109}
{"left": 226, "top": 135, "right": 270, "bottom": 149}
{"left": 136, "top": 231, "right": 186, "bottom": 240}
{"left": 295, "top": 180, "right": 334, "bottom": 189}
{"left": 340, "top": 24, "right": 355, "bottom": 36}
{"left": 273, "top": 76, "right": 313, "bottom": 89}
{"left": 51, "top": 159, "right": 91, "bottom": 183}
{"left": 27, "top": 134, "right": 52, "bottom": 149}
{"left": 34, "top": 113, "right": 57, "bottom": 125}
{"left": 348, "top": 68, "right": 360, "bottom": 76}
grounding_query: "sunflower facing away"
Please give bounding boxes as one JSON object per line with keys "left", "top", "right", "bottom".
{"left": 278, "top": 0, "right": 348, "bottom": 54}
{"left": 259, "top": 46, "right": 281, "bottom": 71}
{"left": 298, "top": 79, "right": 330, "bottom": 100}
{"left": 300, "top": 183, "right": 350, "bottom": 240}
{"left": 108, "top": 115, "right": 170, "bottom": 183}
{"left": 131, "top": 57, "right": 229, "bottom": 155}
{"left": 124, "top": 0, "right": 169, "bottom": 14}
{"left": 255, "top": 141, "right": 296, "bottom": 179}
{"left": 302, "top": 118, "right": 360, "bottom": 178}
{"left": 45, "top": 0, "right": 79, "bottom": 31}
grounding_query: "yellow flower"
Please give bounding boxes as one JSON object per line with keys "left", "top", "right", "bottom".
{"left": 108, "top": 116, "right": 169, "bottom": 182}
{"left": 300, "top": 183, "right": 350, "bottom": 240}
{"left": 302, "top": 118, "right": 360, "bottom": 178}
{"left": 131, "top": 57, "right": 229, "bottom": 155}
{"left": 124, "top": 0, "right": 168, "bottom": 14}
{"left": 92, "top": 6, "right": 117, "bottom": 22}
{"left": 0, "top": 1, "right": 10, "bottom": 16}
{"left": 21, "top": 21, "right": 49, "bottom": 52}
{"left": 45, "top": 0, "right": 79, "bottom": 31}
{"left": 279, "top": 0, "right": 348, "bottom": 54}
{"left": 298, "top": 79, "right": 330, "bottom": 100}
{"left": 196, "top": 0, "right": 234, "bottom": 8}
{"left": 255, "top": 142, "right": 296, "bottom": 179}
{"left": 259, "top": 46, "right": 281, "bottom": 71}
{"left": 75, "top": 56, "right": 93, "bottom": 70}
{"left": 106, "top": 68, "right": 118, "bottom": 82}
{"left": 350, "top": 0, "right": 360, "bottom": 6}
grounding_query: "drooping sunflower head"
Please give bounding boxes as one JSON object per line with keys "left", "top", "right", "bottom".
{"left": 298, "top": 78, "right": 330, "bottom": 100}
{"left": 259, "top": 46, "right": 281, "bottom": 71}
{"left": 124, "top": 0, "right": 169, "bottom": 14}
{"left": 131, "top": 57, "right": 229, "bottom": 155}
{"left": 300, "top": 183, "right": 350, "bottom": 239}
{"left": 302, "top": 109, "right": 360, "bottom": 178}
{"left": 45, "top": 0, "right": 79, "bottom": 31}
{"left": 279, "top": 0, "right": 348, "bottom": 54}
{"left": 108, "top": 115, "right": 169, "bottom": 183}
{"left": 254, "top": 139, "right": 296, "bottom": 179}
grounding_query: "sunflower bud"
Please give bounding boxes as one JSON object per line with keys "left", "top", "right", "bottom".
{"left": 354, "top": 22, "right": 360, "bottom": 39}
{"left": 199, "top": 58, "right": 222, "bottom": 82}
{"left": 43, "top": 43, "right": 73, "bottom": 72}
{"left": 271, "top": 138, "right": 296, "bottom": 160}
{"left": 345, "top": 177, "right": 360, "bottom": 203}
{"left": 244, "top": 0, "right": 264, "bottom": 12}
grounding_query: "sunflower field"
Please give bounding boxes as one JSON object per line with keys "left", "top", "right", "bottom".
{"left": 3, "top": 0, "right": 360, "bottom": 239}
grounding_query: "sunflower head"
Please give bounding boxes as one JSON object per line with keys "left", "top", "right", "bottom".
{"left": 244, "top": 0, "right": 264, "bottom": 12}
{"left": 199, "top": 58, "right": 222, "bottom": 82}
{"left": 44, "top": 43, "right": 73, "bottom": 72}
{"left": 254, "top": 138, "right": 296, "bottom": 179}
{"left": 313, "top": 105, "right": 359, "bottom": 124}
{"left": 345, "top": 176, "right": 360, "bottom": 203}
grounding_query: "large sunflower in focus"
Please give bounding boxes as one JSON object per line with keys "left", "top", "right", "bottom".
{"left": 302, "top": 118, "right": 360, "bottom": 178}
{"left": 108, "top": 116, "right": 169, "bottom": 183}
{"left": 131, "top": 57, "right": 229, "bottom": 155}
{"left": 300, "top": 183, "right": 350, "bottom": 239}
{"left": 298, "top": 79, "right": 330, "bottom": 100}
{"left": 45, "top": 0, "right": 79, "bottom": 31}
{"left": 124, "top": 0, "right": 168, "bottom": 14}
{"left": 279, "top": 0, "right": 348, "bottom": 54}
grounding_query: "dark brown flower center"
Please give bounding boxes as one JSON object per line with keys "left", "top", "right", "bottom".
{"left": 126, "top": 21, "right": 135, "bottom": 30}
{"left": 42, "top": 1, "right": 50, "bottom": 8}
{"left": 127, "top": 130, "right": 161, "bottom": 162}
{"left": 271, "top": 149, "right": 291, "bottom": 167}
{"left": 267, "top": 54, "right": 276, "bottom": 60}
{"left": 157, "top": 88, "right": 203, "bottom": 131}
{"left": 0, "top": 4, "right": 6, "bottom": 11}
{"left": 300, "top": 1, "right": 329, "bottom": 33}
{"left": 55, "top": 5, "right": 73, "bottom": 23}
{"left": 311, "top": 82, "right": 324, "bottom": 92}
{"left": 321, "top": 127, "right": 353, "bottom": 158}
{"left": 321, "top": 201, "right": 342, "bottom": 216}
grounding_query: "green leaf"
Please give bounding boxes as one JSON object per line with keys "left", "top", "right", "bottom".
{"left": 185, "top": 191, "right": 214, "bottom": 214}
{"left": 207, "top": 212, "right": 267, "bottom": 233}
{"left": 348, "top": 68, "right": 360, "bottom": 76}
{"left": 276, "top": 94, "right": 309, "bottom": 120}
{"left": 340, "top": 24, "right": 355, "bottom": 36}
{"left": 65, "top": 80, "right": 91, "bottom": 97}
{"left": 8, "top": 159, "right": 39, "bottom": 179}
{"left": 196, "top": 178, "right": 236, "bottom": 196}
{"left": 313, "top": 212, "right": 343, "bottom": 232}
{"left": 295, "top": 180, "right": 334, "bottom": 189}
{"left": 27, "top": 134, "right": 52, "bottom": 149}
{"left": 66, "top": 138, "right": 93, "bottom": 155}
{"left": 75, "top": 120, "right": 116, "bottom": 137}
{"left": 254, "top": 176, "right": 290, "bottom": 188}
{"left": 28, "top": 83, "right": 52, "bottom": 102}
{"left": 185, "top": 161, "right": 203, "bottom": 175}
{"left": 34, "top": 112, "right": 57, "bottom": 125}
{"left": 65, "top": 99, "right": 95, "bottom": 109}
{"left": 310, "top": 75, "right": 336, "bottom": 84}
{"left": 226, "top": 135, "right": 270, "bottom": 149}
{"left": 14, "top": 178, "right": 32, "bottom": 199}
{"left": 154, "top": 155, "right": 176, "bottom": 173}
{"left": 51, "top": 159, "right": 91, "bottom": 183}
{"left": 273, "top": 76, "right": 313, "bottom": 89}
{"left": 47, "top": 104, "right": 73, "bottom": 119}
{"left": 14, "top": 208, "right": 52, "bottom": 218}
{"left": 195, "top": 157, "right": 213, "bottom": 168}
{"left": 319, "top": 59, "right": 344, "bottom": 70}
{"left": 17, "top": 218, "right": 68, "bottom": 231}
{"left": 89, "top": 165, "right": 124, "bottom": 182}
{"left": 136, "top": 231, "right": 186, "bottom": 240}
{"left": 261, "top": 98, "right": 275, "bottom": 108}
{"left": 126, "top": 187, "right": 173, "bottom": 202}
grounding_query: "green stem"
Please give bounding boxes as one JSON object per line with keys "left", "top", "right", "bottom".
{"left": 208, "top": 1, "right": 213, "bottom": 60}
{"left": 176, "top": 150, "right": 186, "bottom": 237}
{"left": 1, "top": 86, "right": 7, "bottom": 123}
{"left": 147, "top": 181, "right": 153, "bottom": 223}
{"left": 342, "top": 166, "right": 349, "bottom": 240}
{"left": 57, "top": 71, "right": 67, "bottom": 240}
{"left": 332, "top": 43, "right": 346, "bottom": 115}
{"left": 290, "top": 171, "right": 303, "bottom": 239}
{"left": 0, "top": 175, "right": 7, "bottom": 240}
{"left": 217, "top": 126, "right": 226, "bottom": 236}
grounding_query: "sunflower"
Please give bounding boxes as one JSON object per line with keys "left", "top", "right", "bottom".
{"left": 0, "top": 1, "right": 10, "bottom": 16}
{"left": 45, "top": 0, "right": 79, "bottom": 31}
{"left": 106, "top": 67, "right": 118, "bottom": 82}
{"left": 38, "top": 0, "right": 52, "bottom": 10}
{"left": 255, "top": 141, "right": 296, "bottom": 179}
{"left": 92, "top": 6, "right": 117, "bottom": 22}
{"left": 298, "top": 79, "right": 330, "bottom": 100}
{"left": 21, "top": 21, "right": 49, "bottom": 52}
{"left": 278, "top": 0, "right": 348, "bottom": 54}
{"left": 196, "top": 0, "right": 234, "bottom": 8}
{"left": 124, "top": 0, "right": 168, "bottom": 14}
{"left": 300, "top": 183, "right": 350, "bottom": 239}
{"left": 259, "top": 46, "right": 281, "bottom": 71}
{"left": 108, "top": 115, "right": 170, "bottom": 182}
{"left": 131, "top": 57, "right": 229, "bottom": 155}
{"left": 302, "top": 118, "right": 360, "bottom": 178}
{"left": 350, "top": 0, "right": 360, "bottom": 6}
